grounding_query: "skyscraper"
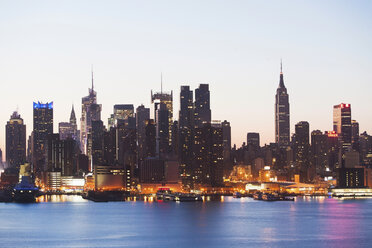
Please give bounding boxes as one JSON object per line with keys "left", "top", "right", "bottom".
{"left": 32, "top": 101, "right": 53, "bottom": 173}
{"left": 294, "top": 121, "right": 310, "bottom": 181}
{"left": 136, "top": 105, "right": 150, "bottom": 163}
{"left": 247, "top": 132, "right": 260, "bottom": 148}
{"left": 80, "top": 72, "right": 101, "bottom": 155}
{"left": 6, "top": 111, "right": 26, "bottom": 168}
{"left": 275, "top": 62, "right": 290, "bottom": 148}
{"left": 193, "top": 121, "right": 224, "bottom": 187}
{"left": 155, "top": 103, "right": 169, "bottom": 157}
{"left": 194, "top": 84, "right": 211, "bottom": 128}
{"left": 311, "top": 130, "right": 328, "bottom": 176}
{"left": 222, "top": 120, "right": 232, "bottom": 175}
{"left": 179, "top": 85, "right": 194, "bottom": 187}
{"left": 151, "top": 84, "right": 173, "bottom": 147}
{"left": 59, "top": 105, "right": 78, "bottom": 141}
{"left": 351, "top": 120, "right": 359, "bottom": 152}
{"left": 333, "top": 103, "right": 352, "bottom": 152}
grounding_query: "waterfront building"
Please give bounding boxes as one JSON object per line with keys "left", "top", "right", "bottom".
{"left": 32, "top": 101, "right": 53, "bottom": 173}
{"left": 275, "top": 62, "right": 290, "bottom": 148}
{"left": 6, "top": 111, "right": 26, "bottom": 169}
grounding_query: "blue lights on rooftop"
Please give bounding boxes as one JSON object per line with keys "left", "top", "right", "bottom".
{"left": 33, "top": 101, "right": 53, "bottom": 109}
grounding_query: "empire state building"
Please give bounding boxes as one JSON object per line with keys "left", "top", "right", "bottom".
{"left": 275, "top": 62, "right": 290, "bottom": 148}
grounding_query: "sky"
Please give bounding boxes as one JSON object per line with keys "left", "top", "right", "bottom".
{"left": 0, "top": 0, "right": 372, "bottom": 159}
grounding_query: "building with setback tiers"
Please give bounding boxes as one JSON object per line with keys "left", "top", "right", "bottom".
{"left": 80, "top": 72, "right": 101, "bottom": 155}
{"left": 275, "top": 62, "right": 290, "bottom": 148}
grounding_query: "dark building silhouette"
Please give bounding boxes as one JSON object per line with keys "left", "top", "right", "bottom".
{"left": 91, "top": 120, "right": 105, "bottom": 166}
{"left": 6, "top": 111, "right": 26, "bottom": 168}
{"left": 179, "top": 85, "right": 194, "bottom": 187}
{"left": 351, "top": 120, "right": 359, "bottom": 152}
{"left": 193, "top": 122, "right": 224, "bottom": 187}
{"left": 32, "top": 101, "right": 53, "bottom": 173}
{"left": 46, "top": 134, "right": 77, "bottom": 176}
{"left": 247, "top": 132, "right": 260, "bottom": 148}
{"left": 136, "top": 105, "right": 150, "bottom": 163}
{"left": 145, "top": 119, "right": 156, "bottom": 158}
{"left": 194, "top": 84, "right": 211, "bottom": 128}
{"left": 140, "top": 158, "right": 165, "bottom": 183}
{"left": 325, "top": 131, "right": 340, "bottom": 173}
{"left": 155, "top": 103, "right": 169, "bottom": 158}
{"left": 294, "top": 121, "right": 310, "bottom": 181}
{"left": 311, "top": 130, "right": 328, "bottom": 176}
{"left": 103, "top": 127, "right": 117, "bottom": 166}
{"left": 275, "top": 63, "right": 290, "bottom": 148}
{"left": 222, "top": 120, "right": 232, "bottom": 175}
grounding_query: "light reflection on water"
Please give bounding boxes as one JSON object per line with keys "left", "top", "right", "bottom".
{"left": 36, "top": 194, "right": 87, "bottom": 203}
{"left": 0, "top": 196, "right": 371, "bottom": 248}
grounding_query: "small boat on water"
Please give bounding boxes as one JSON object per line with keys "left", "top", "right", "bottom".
{"left": 262, "top": 193, "right": 280, "bottom": 201}
{"left": 156, "top": 187, "right": 175, "bottom": 201}
{"left": 174, "top": 193, "right": 203, "bottom": 202}
{"left": 13, "top": 176, "right": 39, "bottom": 203}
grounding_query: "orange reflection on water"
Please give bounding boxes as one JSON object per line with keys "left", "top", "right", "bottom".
{"left": 36, "top": 195, "right": 87, "bottom": 203}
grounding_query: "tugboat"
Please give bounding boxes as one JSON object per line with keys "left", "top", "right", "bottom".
{"left": 13, "top": 176, "right": 39, "bottom": 203}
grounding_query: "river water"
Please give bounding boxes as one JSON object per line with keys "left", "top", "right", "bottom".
{"left": 0, "top": 196, "right": 371, "bottom": 248}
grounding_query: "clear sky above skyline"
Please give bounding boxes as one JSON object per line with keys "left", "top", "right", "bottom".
{"left": 0, "top": 0, "right": 372, "bottom": 158}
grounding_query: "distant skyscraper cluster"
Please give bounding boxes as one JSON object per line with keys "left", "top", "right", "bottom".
{"left": 2, "top": 63, "right": 372, "bottom": 191}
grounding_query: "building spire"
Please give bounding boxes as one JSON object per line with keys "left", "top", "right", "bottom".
{"left": 279, "top": 60, "right": 285, "bottom": 88}
{"left": 280, "top": 58, "right": 283, "bottom": 74}
{"left": 161, "top": 72, "right": 163, "bottom": 94}
{"left": 91, "top": 65, "right": 94, "bottom": 91}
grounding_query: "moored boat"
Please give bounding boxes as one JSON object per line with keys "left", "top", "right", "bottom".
{"left": 13, "top": 176, "right": 39, "bottom": 203}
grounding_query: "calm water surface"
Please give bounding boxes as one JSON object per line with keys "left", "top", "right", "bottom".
{"left": 0, "top": 196, "right": 371, "bottom": 248}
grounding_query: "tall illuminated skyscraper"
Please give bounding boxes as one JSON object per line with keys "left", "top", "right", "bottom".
{"left": 275, "top": 62, "right": 290, "bottom": 148}
{"left": 80, "top": 71, "right": 101, "bottom": 155}
{"left": 333, "top": 103, "right": 352, "bottom": 152}
{"left": 32, "top": 101, "right": 53, "bottom": 173}
{"left": 6, "top": 111, "right": 26, "bottom": 168}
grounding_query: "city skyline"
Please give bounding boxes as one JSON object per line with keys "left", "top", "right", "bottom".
{"left": 1, "top": 0, "right": 372, "bottom": 156}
